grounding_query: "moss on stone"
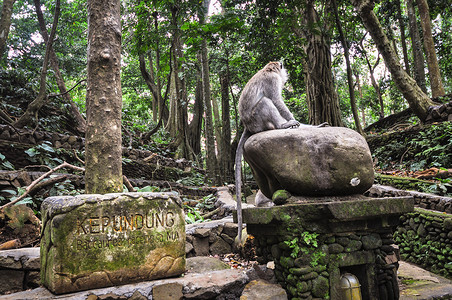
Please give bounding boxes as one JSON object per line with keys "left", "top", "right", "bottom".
{"left": 40, "top": 192, "right": 185, "bottom": 294}
{"left": 272, "top": 190, "right": 291, "bottom": 205}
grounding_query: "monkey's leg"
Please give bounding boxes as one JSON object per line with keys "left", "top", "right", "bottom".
{"left": 248, "top": 97, "right": 289, "bottom": 132}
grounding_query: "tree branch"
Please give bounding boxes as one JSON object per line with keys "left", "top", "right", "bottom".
{"left": 48, "top": 79, "right": 86, "bottom": 98}
{"left": 1, "top": 161, "right": 84, "bottom": 211}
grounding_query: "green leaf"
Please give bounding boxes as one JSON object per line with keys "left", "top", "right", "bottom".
{"left": 3, "top": 189, "right": 18, "bottom": 196}
{"left": 25, "top": 148, "right": 38, "bottom": 157}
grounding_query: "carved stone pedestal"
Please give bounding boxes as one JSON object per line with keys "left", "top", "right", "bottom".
{"left": 40, "top": 192, "right": 185, "bottom": 294}
{"left": 239, "top": 196, "right": 414, "bottom": 299}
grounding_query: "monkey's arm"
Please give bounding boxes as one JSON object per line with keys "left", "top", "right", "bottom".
{"left": 267, "top": 75, "right": 297, "bottom": 122}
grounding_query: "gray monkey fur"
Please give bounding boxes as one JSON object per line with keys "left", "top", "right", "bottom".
{"left": 234, "top": 62, "right": 300, "bottom": 244}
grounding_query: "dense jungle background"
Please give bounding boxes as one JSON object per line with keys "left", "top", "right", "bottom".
{"left": 0, "top": 0, "right": 452, "bottom": 247}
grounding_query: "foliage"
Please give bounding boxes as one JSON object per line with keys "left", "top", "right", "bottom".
{"left": 375, "top": 174, "right": 452, "bottom": 197}
{"left": 25, "top": 141, "right": 63, "bottom": 168}
{"left": 134, "top": 185, "right": 160, "bottom": 193}
{"left": 177, "top": 171, "right": 206, "bottom": 186}
{"left": 184, "top": 193, "right": 216, "bottom": 224}
{"left": 0, "top": 187, "right": 32, "bottom": 206}
{"left": 372, "top": 122, "right": 452, "bottom": 171}
{"left": 284, "top": 230, "right": 325, "bottom": 269}
{"left": 0, "top": 178, "right": 83, "bottom": 213}
{"left": 0, "top": 153, "right": 15, "bottom": 170}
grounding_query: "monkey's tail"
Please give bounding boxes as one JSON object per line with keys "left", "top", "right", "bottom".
{"left": 235, "top": 130, "right": 251, "bottom": 246}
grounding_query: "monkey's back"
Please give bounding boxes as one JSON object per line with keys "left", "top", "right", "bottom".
{"left": 239, "top": 68, "right": 285, "bottom": 133}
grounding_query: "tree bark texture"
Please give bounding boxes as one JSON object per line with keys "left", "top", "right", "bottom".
{"left": 168, "top": 4, "right": 190, "bottom": 159}
{"left": 406, "top": 0, "right": 427, "bottom": 93}
{"left": 0, "top": 0, "right": 15, "bottom": 56}
{"left": 138, "top": 52, "right": 169, "bottom": 124}
{"left": 14, "top": 0, "right": 60, "bottom": 129}
{"left": 416, "top": 0, "right": 445, "bottom": 97}
{"left": 352, "top": 0, "right": 435, "bottom": 121}
{"left": 358, "top": 37, "right": 384, "bottom": 118}
{"left": 395, "top": 0, "right": 410, "bottom": 75}
{"left": 34, "top": 0, "right": 86, "bottom": 134}
{"left": 85, "top": 0, "right": 123, "bottom": 194}
{"left": 332, "top": 0, "right": 363, "bottom": 134}
{"left": 200, "top": 0, "right": 219, "bottom": 184}
{"left": 220, "top": 71, "right": 232, "bottom": 182}
{"left": 298, "top": 2, "right": 343, "bottom": 126}
{"left": 187, "top": 60, "right": 204, "bottom": 156}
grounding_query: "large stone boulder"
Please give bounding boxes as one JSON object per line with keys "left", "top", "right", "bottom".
{"left": 243, "top": 126, "right": 374, "bottom": 199}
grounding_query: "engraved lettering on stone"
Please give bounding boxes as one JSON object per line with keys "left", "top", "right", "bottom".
{"left": 73, "top": 210, "right": 179, "bottom": 251}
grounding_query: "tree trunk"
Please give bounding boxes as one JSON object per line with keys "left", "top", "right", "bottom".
{"left": 332, "top": 0, "right": 363, "bottom": 134}
{"left": 406, "top": 0, "right": 427, "bottom": 93}
{"left": 187, "top": 59, "right": 204, "bottom": 157}
{"left": 34, "top": 0, "right": 86, "bottom": 134}
{"left": 138, "top": 52, "right": 168, "bottom": 123}
{"left": 0, "top": 0, "right": 15, "bottom": 56}
{"left": 294, "top": 2, "right": 343, "bottom": 126}
{"left": 200, "top": 0, "right": 219, "bottom": 184}
{"left": 85, "top": 0, "right": 123, "bottom": 194}
{"left": 166, "top": 69, "right": 177, "bottom": 137}
{"left": 14, "top": 0, "right": 60, "bottom": 129}
{"left": 168, "top": 4, "right": 190, "bottom": 159}
{"left": 416, "top": 0, "right": 445, "bottom": 97}
{"left": 220, "top": 70, "right": 232, "bottom": 182}
{"left": 351, "top": 0, "right": 435, "bottom": 121}
{"left": 358, "top": 36, "right": 384, "bottom": 118}
{"left": 395, "top": 0, "right": 410, "bottom": 75}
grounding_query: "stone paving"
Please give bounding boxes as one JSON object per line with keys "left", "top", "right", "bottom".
{"left": 1, "top": 247, "right": 452, "bottom": 299}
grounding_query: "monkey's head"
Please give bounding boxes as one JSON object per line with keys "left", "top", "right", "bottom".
{"left": 263, "top": 61, "right": 288, "bottom": 83}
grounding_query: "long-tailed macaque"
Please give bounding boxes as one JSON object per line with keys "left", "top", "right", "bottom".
{"left": 235, "top": 62, "right": 300, "bottom": 244}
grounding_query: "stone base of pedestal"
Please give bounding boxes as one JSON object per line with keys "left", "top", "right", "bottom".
{"left": 239, "top": 196, "right": 414, "bottom": 299}
{"left": 40, "top": 192, "right": 185, "bottom": 294}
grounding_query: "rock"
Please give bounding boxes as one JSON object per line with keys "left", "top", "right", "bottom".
{"left": 193, "top": 228, "right": 210, "bottom": 238}
{"left": 152, "top": 283, "right": 183, "bottom": 300}
{"left": 3, "top": 269, "right": 250, "bottom": 300}
{"left": 345, "top": 240, "right": 362, "bottom": 252}
{"left": 210, "top": 237, "right": 232, "bottom": 255}
{"left": 328, "top": 243, "right": 344, "bottom": 254}
{"left": 40, "top": 192, "right": 186, "bottom": 294}
{"left": 246, "top": 264, "right": 276, "bottom": 283}
{"left": 193, "top": 236, "right": 210, "bottom": 256}
{"left": 24, "top": 271, "right": 41, "bottom": 289}
{"left": 186, "top": 241, "right": 194, "bottom": 254}
{"left": 243, "top": 127, "right": 374, "bottom": 199}
{"left": 0, "top": 269, "right": 24, "bottom": 294}
{"left": 362, "top": 233, "right": 382, "bottom": 250}
{"left": 223, "top": 222, "right": 239, "bottom": 238}
{"left": 0, "top": 205, "right": 41, "bottom": 247}
{"left": 444, "top": 218, "right": 452, "bottom": 230}
{"left": 312, "top": 275, "right": 329, "bottom": 298}
{"left": 272, "top": 190, "right": 291, "bottom": 205}
{"left": 240, "top": 279, "right": 287, "bottom": 300}
{"left": 220, "top": 233, "right": 234, "bottom": 245}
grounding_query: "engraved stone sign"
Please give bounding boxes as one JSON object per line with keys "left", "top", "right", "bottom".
{"left": 40, "top": 192, "right": 185, "bottom": 294}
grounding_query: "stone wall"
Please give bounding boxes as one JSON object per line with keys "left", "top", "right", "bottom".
{"left": 426, "top": 101, "right": 452, "bottom": 123}
{"left": 394, "top": 208, "right": 452, "bottom": 278}
{"left": 185, "top": 218, "right": 239, "bottom": 257}
{"left": 0, "top": 124, "right": 200, "bottom": 173}
{"left": 367, "top": 184, "right": 452, "bottom": 214}
{"left": 251, "top": 224, "right": 400, "bottom": 299}
{"left": 241, "top": 196, "right": 413, "bottom": 299}
{"left": 369, "top": 185, "right": 452, "bottom": 279}
{"left": 0, "top": 248, "right": 40, "bottom": 294}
